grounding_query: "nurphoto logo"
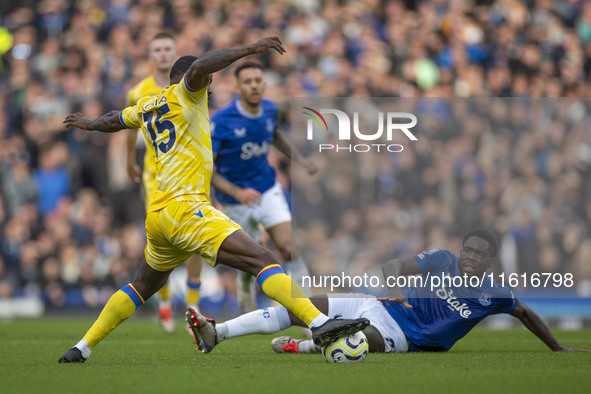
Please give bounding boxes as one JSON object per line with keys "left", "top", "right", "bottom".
{"left": 303, "top": 106, "right": 418, "bottom": 153}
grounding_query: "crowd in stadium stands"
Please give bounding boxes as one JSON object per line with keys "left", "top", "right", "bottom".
{"left": 288, "top": 98, "right": 591, "bottom": 295}
{"left": 1, "top": 0, "right": 590, "bottom": 309}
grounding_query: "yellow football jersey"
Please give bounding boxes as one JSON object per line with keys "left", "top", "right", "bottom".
{"left": 120, "top": 75, "right": 212, "bottom": 212}
{"left": 126, "top": 75, "right": 166, "bottom": 200}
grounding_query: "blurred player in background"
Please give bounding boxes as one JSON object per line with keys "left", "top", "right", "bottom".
{"left": 200, "top": 228, "right": 588, "bottom": 354}
{"left": 59, "top": 36, "right": 369, "bottom": 363}
{"left": 211, "top": 62, "right": 317, "bottom": 312}
{"left": 126, "top": 32, "right": 204, "bottom": 334}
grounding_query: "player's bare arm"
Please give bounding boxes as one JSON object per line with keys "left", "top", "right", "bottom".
{"left": 377, "top": 256, "right": 419, "bottom": 309}
{"left": 211, "top": 154, "right": 261, "bottom": 206}
{"left": 126, "top": 129, "right": 141, "bottom": 183}
{"left": 211, "top": 172, "right": 261, "bottom": 207}
{"left": 509, "top": 300, "right": 588, "bottom": 352}
{"left": 63, "top": 111, "right": 124, "bottom": 133}
{"left": 272, "top": 130, "right": 318, "bottom": 175}
{"left": 187, "top": 36, "right": 286, "bottom": 90}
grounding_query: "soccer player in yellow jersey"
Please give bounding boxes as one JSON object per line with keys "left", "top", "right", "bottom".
{"left": 59, "top": 37, "right": 369, "bottom": 363}
{"left": 126, "top": 32, "right": 204, "bottom": 334}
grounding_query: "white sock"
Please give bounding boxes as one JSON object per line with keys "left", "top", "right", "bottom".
{"left": 74, "top": 340, "right": 91, "bottom": 359}
{"left": 187, "top": 304, "right": 198, "bottom": 312}
{"left": 298, "top": 340, "right": 320, "bottom": 353}
{"left": 216, "top": 306, "right": 291, "bottom": 342}
{"left": 159, "top": 299, "right": 171, "bottom": 308}
{"left": 309, "top": 314, "right": 330, "bottom": 328}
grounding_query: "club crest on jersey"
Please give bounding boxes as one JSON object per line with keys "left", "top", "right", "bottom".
{"left": 234, "top": 127, "right": 247, "bottom": 138}
{"left": 435, "top": 285, "right": 472, "bottom": 318}
{"left": 479, "top": 292, "right": 492, "bottom": 306}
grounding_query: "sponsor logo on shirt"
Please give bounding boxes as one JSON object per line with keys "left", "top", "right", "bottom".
{"left": 435, "top": 285, "right": 472, "bottom": 318}
{"left": 240, "top": 141, "right": 270, "bottom": 160}
{"left": 234, "top": 127, "right": 247, "bottom": 138}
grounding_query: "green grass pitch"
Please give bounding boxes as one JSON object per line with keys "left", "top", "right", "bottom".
{"left": 1, "top": 316, "right": 589, "bottom": 394}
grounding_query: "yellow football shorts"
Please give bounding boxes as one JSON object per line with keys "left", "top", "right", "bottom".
{"left": 145, "top": 200, "right": 241, "bottom": 271}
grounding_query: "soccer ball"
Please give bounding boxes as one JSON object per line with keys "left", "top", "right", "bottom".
{"left": 322, "top": 331, "right": 368, "bottom": 363}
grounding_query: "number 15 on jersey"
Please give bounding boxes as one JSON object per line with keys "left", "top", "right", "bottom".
{"left": 142, "top": 103, "right": 177, "bottom": 156}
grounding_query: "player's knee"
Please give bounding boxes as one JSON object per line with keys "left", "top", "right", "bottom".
{"left": 234, "top": 245, "right": 279, "bottom": 276}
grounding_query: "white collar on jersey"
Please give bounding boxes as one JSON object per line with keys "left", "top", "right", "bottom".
{"left": 235, "top": 98, "right": 263, "bottom": 119}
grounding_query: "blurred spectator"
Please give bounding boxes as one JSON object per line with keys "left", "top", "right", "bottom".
{"left": 33, "top": 144, "right": 70, "bottom": 216}
{"left": 1, "top": 155, "right": 37, "bottom": 216}
{"left": 0, "top": 255, "right": 18, "bottom": 298}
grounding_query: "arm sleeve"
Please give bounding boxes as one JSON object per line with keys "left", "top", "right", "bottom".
{"left": 493, "top": 289, "right": 517, "bottom": 314}
{"left": 120, "top": 103, "right": 142, "bottom": 129}
{"left": 270, "top": 100, "right": 279, "bottom": 131}
{"left": 413, "top": 249, "right": 451, "bottom": 274}
{"left": 175, "top": 74, "right": 211, "bottom": 105}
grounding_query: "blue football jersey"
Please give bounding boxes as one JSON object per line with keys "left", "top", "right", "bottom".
{"left": 381, "top": 249, "right": 516, "bottom": 352}
{"left": 211, "top": 98, "right": 278, "bottom": 204}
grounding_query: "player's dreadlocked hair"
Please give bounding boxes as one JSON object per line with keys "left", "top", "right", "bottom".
{"left": 462, "top": 228, "right": 499, "bottom": 258}
{"left": 170, "top": 55, "right": 197, "bottom": 84}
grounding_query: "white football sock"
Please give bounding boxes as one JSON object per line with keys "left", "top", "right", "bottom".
{"left": 297, "top": 340, "right": 320, "bottom": 353}
{"left": 308, "top": 314, "right": 330, "bottom": 328}
{"left": 74, "top": 340, "right": 91, "bottom": 359}
{"left": 216, "top": 306, "right": 291, "bottom": 342}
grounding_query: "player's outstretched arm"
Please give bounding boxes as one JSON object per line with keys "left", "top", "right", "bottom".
{"left": 509, "top": 300, "right": 588, "bottom": 352}
{"left": 186, "top": 36, "right": 286, "bottom": 90}
{"left": 272, "top": 130, "right": 318, "bottom": 175}
{"left": 377, "top": 256, "right": 419, "bottom": 309}
{"left": 63, "top": 111, "right": 125, "bottom": 133}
